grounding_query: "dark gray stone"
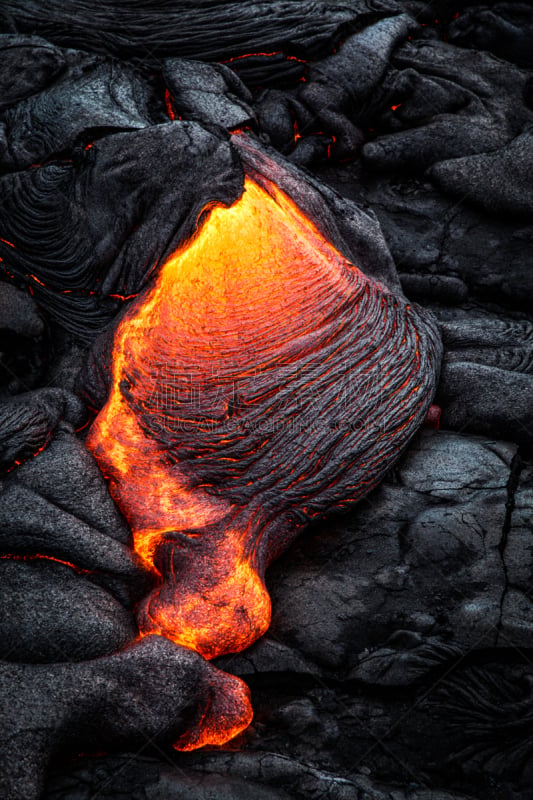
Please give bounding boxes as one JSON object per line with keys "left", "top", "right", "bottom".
{"left": 0, "top": 1, "right": 398, "bottom": 65}
{"left": 268, "top": 430, "right": 519, "bottom": 671}
{"left": 0, "top": 282, "right": 44, "bottom": 339}
{"left": 0, "top": 35, "right": 65, "bottom": 111}
{"left": 449, "top": 4, "right": 533, "bottom": 68}
{"left": 163, "top": 58, "right": 254, "bottom": 131}
{"left": 255, "top": 90, "right": 302, "bottom": 156}
{"left": 363, "top": 40, "right": 533, "bottom": 171}
{"left": 288, "top": 133, "right": 332, "bottom": 166}
{"left": 1, "top": 57, "right": 154, "bottom": 171}
{"left": 438, "top": 311, "right": 533, "bottom": 366}
{"left": 13, "top": 429, "right": 132, "bottom": 545}
{"left": 0, "top": 635, "right": 252, "bottom": 800}
{"left": 437, "top": 361, "right": 533, "bottom": 448}
{"left": 329, "top": 175, "right": 533, "bottom": 312}
{"left": 0, "top": 558, "right": 136, "bottom": 662}
{"left": 349, "top": 634, "right": 461, "bottom": 686}
{"left": 42, "top": 330, "right": 88, "bottom": 394}
{"left": 0, "top": 389, "right": 85, "bottom": 469}
{"left": 0, "top": 428, "right": 147, "bottom": 610}
{"left": 45, "top": 757, "right": 293, "bottom": 800}
{"left": 429, "top": 131, "right": 533, "bottom": 218}
{"left": 0, "top": 479, "right": 143, "bottom": 584}
{"left": 180, "top": 752, "right": 475, "bottom": 800}
{"left": 298, "top": 14, "right": 417, "bottom": 158}
{"left": 216, "top": 637, "right": 321, "bottom": 678}
{"left": 505, "top": 464, "right": 533, "bottom": 593}
{"left": 431, "top": 310, "right": 533, "bottom": 449}
{"left": 399, "top": 274, "right": 468, "bottom": 305}
{"left": 0, "top": 282, "right": 46, "bottom": 399}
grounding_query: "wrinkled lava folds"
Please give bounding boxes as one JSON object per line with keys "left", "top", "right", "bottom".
{"left": 87, "top": 173, "right": 441, "bottom": 749}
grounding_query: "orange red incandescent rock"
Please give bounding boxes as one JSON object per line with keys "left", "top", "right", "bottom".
{"left": 86, "top": 173, "right": 441, "bottom": 750}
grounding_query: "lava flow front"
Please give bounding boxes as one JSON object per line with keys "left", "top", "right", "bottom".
{"left": 86, "top": 168, "right": 441, "bottom": 749}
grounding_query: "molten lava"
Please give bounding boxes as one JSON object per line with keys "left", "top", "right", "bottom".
{"left": 87, "top": 177, "right": 359, "bottom": 654}
{"left": 86, "top": 170, "right": 441, "bottom": 749}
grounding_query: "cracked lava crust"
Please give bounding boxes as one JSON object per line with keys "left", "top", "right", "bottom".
{"left": 86, "top": 172, "right": 441, "bottom": 748}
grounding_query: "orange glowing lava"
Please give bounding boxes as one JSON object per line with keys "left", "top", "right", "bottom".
{"left": 86, "top": 169, "right": 440, "bottom": 749}
{"left": 86, "top": 176, "right": 360, "bottom": 746}
{"left": 87, "top": 175, "right": 361, "bottom": 648}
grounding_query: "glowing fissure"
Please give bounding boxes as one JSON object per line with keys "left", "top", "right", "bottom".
{"left": 86, "top": 173, "right": 441, "bottom": 750}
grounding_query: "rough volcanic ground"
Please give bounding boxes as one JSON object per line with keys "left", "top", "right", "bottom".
{"left": 1, "top": 2, "right": 533, "bottom": 799}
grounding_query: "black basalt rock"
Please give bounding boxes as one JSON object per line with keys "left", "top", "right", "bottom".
{"left": 0, "top": 635, "right": 252, "bottom": 800}
{"left": 362, "top": 39, "right": 533, "bottom": 172}
{"left": 0, "top": 282, "right": 46, "bottom": 398}
{"left": 0, "top": 558, "right": 136, "bottom": 663}
{"left": 0, "top": 389, "right": 84, "bottom": 469}
{"left": 449, "top": 4, "right": 533, "bottom": 69}
{"left": 0, "top": 35, "right": 66, "bottom": 111}
{"left": 0, "top": 6, "right": 532, "bottom": 800}
{"left": 163, "top": 58, "right": 254, "bottom": 132}
{"left": 0, "top": 121, "right": 243, "bottom": 337}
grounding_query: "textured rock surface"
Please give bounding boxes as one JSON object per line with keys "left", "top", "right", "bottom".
{"left": 0, "top": 636, "right": 252, "bottom": 800}
{"left": 0, "top": 35, "right": 65, "bottom": 110}
{"left": 0, "top": 428, "right": 149, "bottom": 609}
{"left": 362, "top": 39, "right": 533, "bottom": 173}
{"left": 0, "top": 558, "right": 136, "bottom": 662}
{"left": 321, "top": 173, "right": 533, "bottom": 313}
{"left": 0, "top": 3, "right": 533, "bottom": 800}
{"left": 449, "top": 4, "right": 533, "bottom": 68}
{"left": 44, "top": 754, "right": 476, "bottom": 800}
{"left": 45, "top": 757, "right": 294, "bottom": 800}
{"left": 268, "top": 430, "right": 523, "bottom": 668}
{"left": 0, "top": 121, "right": 243, "bottom": 338}
{"left": 1, "top": 1, "right": 399, "bottom": 65}
{"left": 163, "top": 58, "right": 254, "bottom": 131}
{"left": 0, "top": 389, "right": 85, "bottom": 469}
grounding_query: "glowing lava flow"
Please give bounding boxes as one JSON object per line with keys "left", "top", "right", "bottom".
{"left": 87, "top": 176, "right": 359, "bottom": 656}
{"left": 86, "top": 173, "right": 441, "bottom": 749}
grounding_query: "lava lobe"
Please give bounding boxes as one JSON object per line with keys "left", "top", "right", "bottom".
{"left": 86, "top": 172, "right": 441, "bottom": 748}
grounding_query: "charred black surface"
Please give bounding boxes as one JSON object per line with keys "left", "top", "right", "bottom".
{"left": 0, "top": 1, "right": 398, "bottom": 66}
